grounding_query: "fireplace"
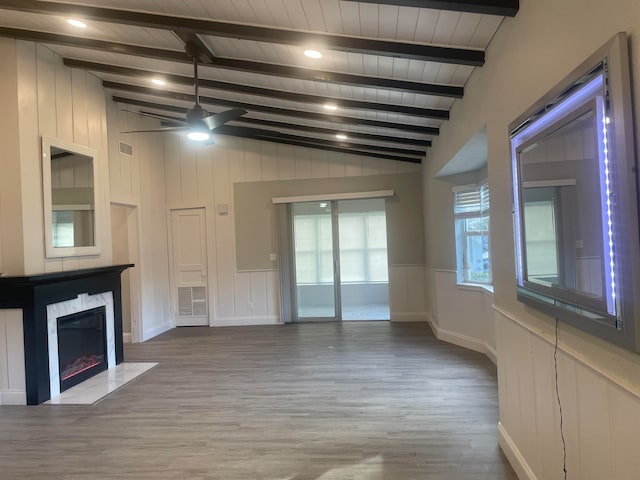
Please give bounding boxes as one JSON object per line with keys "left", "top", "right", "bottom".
{"left": 57, "top": 306, "right": 108, "bottom": 392}
{"left": 0, "top": 264, "right": 132, "bottom": 404}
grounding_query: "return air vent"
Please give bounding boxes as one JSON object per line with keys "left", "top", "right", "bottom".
{"left": 119, "top": 141, "right": 133, "bottom": 156}
{"left": 177, "top": 286, "right": 207, "bottom": 317}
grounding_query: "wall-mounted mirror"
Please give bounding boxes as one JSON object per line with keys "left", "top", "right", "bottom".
{"left": 42, "top": 136, "right": 100, "bottom": 258}
{"left": 510, "top": 33, "right": 640, "bottom": 352}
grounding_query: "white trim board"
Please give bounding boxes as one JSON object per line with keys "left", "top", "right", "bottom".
{"left": 214, "top": 316, "right": 281, "bottom": 327}
{"left": 426, "top": 313, "right": 497, "bottom": 365}
{"left": 498, "top": 422, "right": 538, "bottom": 480}
{"left": 272, "top": 190, "right": 394, "bottom": 204}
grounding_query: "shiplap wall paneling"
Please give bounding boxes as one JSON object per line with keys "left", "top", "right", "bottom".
{"left": 0, "top": 309, "right": 26, "bottom": 405}
{"left": 497, "top": 310, "right": 640, "bottom": 479}
{"left": 14, "top": 41, "right": 112, "bottom": 275}
{"left": 0, "top": 38, "right": 24, "bottom": 275}
{"left": 16, "top": 40, "right": 45, "bottom": 275}
{"left": 137, "top": 123, "right": 172, "bottom": 340}
{"left": 108, "top": 100, "right": 172, "bottom": 341}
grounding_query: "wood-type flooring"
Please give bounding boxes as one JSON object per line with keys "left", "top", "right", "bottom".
{"left": 0, "top": 322, "right": 517, "bottom": 479}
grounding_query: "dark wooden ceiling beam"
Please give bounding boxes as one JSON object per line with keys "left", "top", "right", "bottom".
{"left": 0, "top": 26, "right": 188, "bottom": 61}
{"left": 216, "top": 128, "right": 423, "bottom": 164}
{"left": 344, "top": 0, "right": 519, "bottom": 17}
{"left": 179, "top": 31, "right": 463, "bottom": 99}
{"left": 153, "top": 115, "right": 422, "bottom": 162}
{"left": 233, "top": 117, "right": 432, "bottom": 147}
{"left": 106, "top": 84, "right": 440, "bottom": 135}
{"left": 0, "top": 27, "right": 462, "bottom": 98}
{"left": 64, "top": 58, "right": 449, "bottom": 120}
{"left": 255, "top": 131, "right": 426, "bottom": 157}
{"left": 0, "top": 0, "right": 484, "bottom": 65}
{"left": 148, "top": 110, "right": 431, "bottom": 148}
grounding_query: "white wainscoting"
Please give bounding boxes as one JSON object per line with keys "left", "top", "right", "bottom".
{"left": 0, "top": 309, "right": 26, "bottom": 405}
{"left": 495, "top": 307, "right": 640, "bottom": 480}
{"left": 427, "top": 269, "right": 495, "bottom": 363}
{"left": 388, "top": 264, "right": 426, "bottom": 322}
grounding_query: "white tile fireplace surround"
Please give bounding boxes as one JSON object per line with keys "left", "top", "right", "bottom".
{"left": 46, "top": 292, "right": 116, "bottom": 398}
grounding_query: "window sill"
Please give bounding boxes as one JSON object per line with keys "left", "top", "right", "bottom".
{"left": 457, "top": 282, "right": 494, "bottom": 296}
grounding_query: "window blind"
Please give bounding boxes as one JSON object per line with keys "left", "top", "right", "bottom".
{"left": 454, "top": 183, "right": 489, "bottom": 219}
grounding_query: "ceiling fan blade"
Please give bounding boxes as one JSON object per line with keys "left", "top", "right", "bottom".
{"left": 122, "top": 109, "right": 188, "bottom": 125}
{"left": 122, "top": 126, "right": 187, "bottom": 134}
{"left": 203, "top": 108, "right": 248, "bottom": 131}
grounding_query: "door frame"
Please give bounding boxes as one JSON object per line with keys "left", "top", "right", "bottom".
{"left": 289, "top": 201, "right": 342, "bottom": 323}
{"left": 275, "top": 190, "right": 394, "bottom": 324}
{"left": 167, "top": 205, "right": 212, "bottom": 327}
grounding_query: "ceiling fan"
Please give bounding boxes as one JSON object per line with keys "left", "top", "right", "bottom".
{"left": 123, "top": 43, "right": 247, "bottom": 142}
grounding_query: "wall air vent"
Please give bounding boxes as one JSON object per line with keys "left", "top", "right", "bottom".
{"left": 177, "top": 286, "right": 207, "bottom": 317}
{"left": 119, "top": 141, "right": 133, "bottom": 156}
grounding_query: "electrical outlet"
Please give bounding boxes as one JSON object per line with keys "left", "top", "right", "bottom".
{"left": 270, "top": 253, "right": 277, "bottom": 261}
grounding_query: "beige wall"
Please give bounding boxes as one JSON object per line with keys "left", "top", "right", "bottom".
{"left": 234, "top": 172, "right": 424, "bottom": 271}
{"left": 163, "top": 134, "right": 424, "bottom": 326}
{"left": 0, "top": 38, "right": 112, "bottom": 275}
{"left": 423, "top": 0, "right": 640, "bottom": 477}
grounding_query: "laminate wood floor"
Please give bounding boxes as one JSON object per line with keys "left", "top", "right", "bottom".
{"left": 0, "top": 322, "right": 517, "bottom": 479}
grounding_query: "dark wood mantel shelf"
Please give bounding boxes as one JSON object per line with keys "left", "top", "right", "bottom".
{"left": 0, "top": 264, "right": 133, "bottom": 404}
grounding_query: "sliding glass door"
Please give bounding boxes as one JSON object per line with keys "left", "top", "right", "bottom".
{"left": 292, "top": 201, "right": 338, "bottom": 321}
{"left": 290, "top": 198, "right": 389, "bottom": 322}
{"left": 338, "top": 198, "right": 390, "bottom": 320}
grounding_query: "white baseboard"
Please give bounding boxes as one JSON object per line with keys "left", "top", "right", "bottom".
{"left": 426, "top": 314, "right": 497, "bottom": 365}
{"left": 498, "top": 422, "right": 537, "bottom": 480}
{"left": 142, "top": 321, "right": 173, "bottom": 341}
{"left": 123, "top": 332, "right": 132, "bottom": 344}
{"left": 0, "top": 390, "right": 27, "bottom": 405}
{"left": 214, "top": 316, "right": 281, "bottom": 327}
{"left": 391, "top": 312, "right": 427, "bottom": 322}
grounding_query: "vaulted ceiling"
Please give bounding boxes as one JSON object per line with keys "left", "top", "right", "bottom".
{"left": 0, "top": 0, "right": 518, "bottom": 163}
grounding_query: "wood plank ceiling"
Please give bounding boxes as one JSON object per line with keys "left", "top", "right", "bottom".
{"left": 0, "top": 0, "right": 518, "bottom": 163}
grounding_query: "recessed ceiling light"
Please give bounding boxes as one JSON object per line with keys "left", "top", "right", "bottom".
{"left": 151, "top": 78, "right": 166, "bottom": 86}
{"left": 67, "top": 19, "right": 87, "bottom": 29}
{"left": 324, "top": 104, "right": 337, "bottom": 111}
{"left": 304, "top": 49, "right": 322, "bottom": 59}
{"left": 187, "top": 131, "right": 210, "bottom": 142}
{"left": 335, "top": 134, "right": 347, "bottom": 140}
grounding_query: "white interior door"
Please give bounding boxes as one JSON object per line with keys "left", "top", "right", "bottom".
{"left": 170, "top": 208, "right": 209, "bottom": 327}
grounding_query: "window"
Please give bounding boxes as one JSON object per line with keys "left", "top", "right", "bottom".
{"left": 52, "top": 210, "right": 75, "bottom": 248}
{"left": 293, "top": 213, "right": 334, "bottom": 284}
{"left": 454, "top": 183, "right": 491, "bottom": 284}
{"left": 338, "top": 211, "right": 389, "bottom": 283}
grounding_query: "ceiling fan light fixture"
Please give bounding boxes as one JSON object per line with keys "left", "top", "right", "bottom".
{"left": 67, "top": 19, "right": 87, "bottom": 29}
{"left": 187, "top": 130, "right": 210, "bottom": 142}
{"left": 304, "top": 49, "right": 322, "bottom": 59}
